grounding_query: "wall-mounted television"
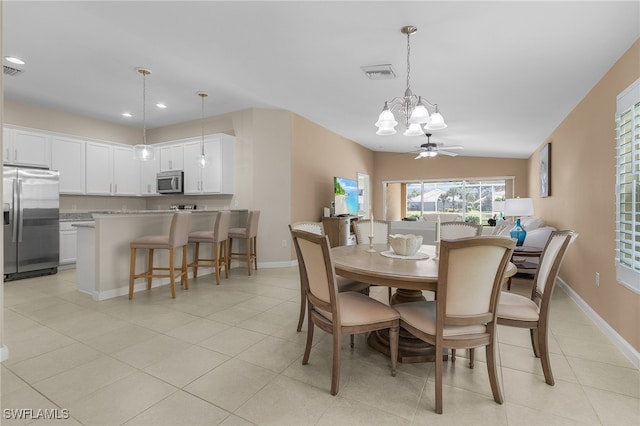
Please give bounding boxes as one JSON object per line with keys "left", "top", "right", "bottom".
{"left": 334, "top": 176, "right": 359, "bottom": 216}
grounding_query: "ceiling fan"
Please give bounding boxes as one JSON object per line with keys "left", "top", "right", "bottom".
{"left": 413, "top": 133, "right": 464, "bottom": 159}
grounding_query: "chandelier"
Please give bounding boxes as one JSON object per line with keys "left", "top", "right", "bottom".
{"left": 375, "top": 26, "right": 447, "bottom": 136}
{"left": 196, "top": 92, "right": 210, "bottom": 168}
{"left": 133, "top": 68, "right": 156, "bottom": 161}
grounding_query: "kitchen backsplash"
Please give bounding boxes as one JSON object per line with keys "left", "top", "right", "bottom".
{"left": 60, "top": 194, "right": 236, "bottom": 213}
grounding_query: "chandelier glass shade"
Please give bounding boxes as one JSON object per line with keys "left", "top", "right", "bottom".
{"left": 197, "top": 92, "right": 210, "bottom": 168}
{"left": 133, "top": 68, "right": 156, "bottom": 161}
{"left": 375, "top": 26, "right": 447, "bottom": 136}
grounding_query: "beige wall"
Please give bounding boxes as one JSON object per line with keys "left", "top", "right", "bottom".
{"left": 527, "top": 40, "right": 640, "bottom": 352}
{"left": 290, "top": 114, "right": 374, "bottom": 223}
{"left": 373, "top": 153, "right": 529, "bottom": 218}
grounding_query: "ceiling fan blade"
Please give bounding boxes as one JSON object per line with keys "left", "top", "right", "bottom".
{"left": 435, "top": 144, "right": 464, "bottom": 150}
{"left": 414, "top": 153, "right": 424, "bottom": 160}
{"left": 439, "top": 150, "right": 459, "bottom": 157}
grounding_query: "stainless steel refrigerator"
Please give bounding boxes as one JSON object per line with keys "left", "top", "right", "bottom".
{"left": 3, "top": 165, "right": 60, "bottom": 281}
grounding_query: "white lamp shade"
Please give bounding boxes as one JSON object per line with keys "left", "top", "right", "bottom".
{"left": 504, "top": 198, "right": 534, "bottom": 217}
{"left": 375, "top": 109, "right": 397, "bottom": 128}
{"left": 403, "top": 122, "right": 424, "bottom": 136}
{"left": 408, "top": 104, "right": 430, "bottom": 124}
{"left": 133, "top": 144, "right": 156, "bottom": 161}
{"left": 424, "top": 112, "right": 447, "bottom": 130}
{"left": 376, "top": 126, "right": 397, "bottom": 136}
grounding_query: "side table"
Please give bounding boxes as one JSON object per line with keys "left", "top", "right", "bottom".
{"left": 509, "top": 246, "right": 543, "bottom": 290}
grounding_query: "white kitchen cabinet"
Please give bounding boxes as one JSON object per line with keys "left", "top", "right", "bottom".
{"left": 160, "top": 144, "right": 183, "bottom": 171}
{"left": 112, "top": 146, "right": 140, "bottom": 195}
{"left": 3, "top": 127, "right": 51, "bottom": 167}
{"left": 51, "top": 136, "right": 86, "bottom": 194}
{"left": 140, "top": 155, "right": 160, "bottom": 195}
{"left": 59, "top": 222, "right": 79, "bottom": 266}
{"left": 85, "top": 142, "right": 114, "bottom": 195}
{"left": 183, "top": 135, "right": 234, "bottom": 195}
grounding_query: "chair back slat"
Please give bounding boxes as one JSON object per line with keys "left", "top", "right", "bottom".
{"left": 169, "top": 212, "right": 192, "bottom": 248}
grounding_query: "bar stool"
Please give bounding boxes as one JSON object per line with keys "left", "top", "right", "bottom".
{"left": 188, "top": 210, "right": 231, "bottom": 285}
{"left": 128, "top": 212, "right": 192, "bottom": 299}
{"left": 228, "top": 210, "right": 260, "bottom": 275}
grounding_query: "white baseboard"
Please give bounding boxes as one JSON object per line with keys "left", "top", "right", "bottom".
{"left": 557, "top": 278, "right": 640, "bottom": 369}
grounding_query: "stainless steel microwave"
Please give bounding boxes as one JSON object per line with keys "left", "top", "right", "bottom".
{"left": 156, "top": 170, "right": 184, "bottom": 194}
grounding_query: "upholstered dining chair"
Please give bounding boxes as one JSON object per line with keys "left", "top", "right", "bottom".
{"left": 290, "top": 223, "right": 370, "bottom": 332}
{"left": 496, "top": 230, "right": 577, "bottom": 386}
{"left": 354, "top": 219, "right": 393, "bottom": 301}
{"left": 440, "top": 221, "right": 483, "bottom": 240}
{"left": 354, "top": 219, "right": 390, "bottom": 245}
{"left": 129, "top": 212, "right": 192, "bottom": 299}
{"left": 440, "top": 221, "right": 482, "bottom": 363}
{"left": 290, "top": 228, "right": 400, "bottom": 396}
{"left": 228, "top": 210, "right": 260, "bottom": 275}
{"left": 188, "top": 210, "right": 231, "bottom": 285}
{"left": 394, "top": 236, "right": 515, "bottom": 414}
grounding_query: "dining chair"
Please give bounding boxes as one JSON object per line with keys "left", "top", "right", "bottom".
{"left": 290, "top": 228, "right": 400, "bottom": 396}
{"left": 354, "top": 219, "right": 390, "bottom": 245}
{"left": 290, "top": 223, "right": 370, "bottom": 332}
{"left": 440, "top": 221, "right": 483, "bottom": 240}
{"left": 440, "top": 221, "right": 482, "bottom": 363}
{"left": 394, "top": 236, "right": 515, "bottom": 414}
{"left": 188, "top": 210, "right": 231, "bottom": 285}
{"left": 128, "top": 212, "right": 192, "bottom": 299}
{"left": 354, "top": 219, "right": 393, "bottom": 302}
{"left": 497, "top": 230, "right": 577, "bottom": 386}
{"left": 228, "top": 210, "right": 260, "bottom": 275}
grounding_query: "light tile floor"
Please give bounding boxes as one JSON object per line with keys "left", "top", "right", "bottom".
{"left": 1, "top": 267, "right": 638, "bottom": 425}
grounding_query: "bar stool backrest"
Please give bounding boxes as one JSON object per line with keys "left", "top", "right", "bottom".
{"left": 169, "top": 212, "right": 192, "bottom": 248}
{"left": 215, "top": 210, "right": 232, "bottom": 242}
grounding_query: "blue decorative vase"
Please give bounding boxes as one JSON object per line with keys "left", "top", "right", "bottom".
{"left": 510, "top": 218, "right": 526, "bottom": 246}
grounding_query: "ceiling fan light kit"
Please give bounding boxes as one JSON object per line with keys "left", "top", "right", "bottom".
{"left": 413, "top": 133, "right": 463, "bottom": 159}
{"left": 375, "top": 25, "right": 447, "bottom": 137}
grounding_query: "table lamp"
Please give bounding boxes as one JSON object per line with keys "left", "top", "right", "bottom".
{"left": 504, "top": 197, "right": 534, "bottom": 246}
{"left": 493, "top": 200, "right": 506, "bottom": 220}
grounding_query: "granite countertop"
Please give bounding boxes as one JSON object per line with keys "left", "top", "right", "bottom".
{"left": 90, "top": 209, "right": 247, "bottom": 215}
{"left": 71, "top": 222, "right": 95, "bottom": 228}
{"left": 60, "top": 213, "right": 94, "bottom": 222}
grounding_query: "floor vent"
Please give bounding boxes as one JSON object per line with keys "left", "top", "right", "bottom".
{"left": 3, "top": 65, "right": 23, "bottom": 76}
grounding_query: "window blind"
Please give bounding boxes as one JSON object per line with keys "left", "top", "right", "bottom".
{"left": 615, "top": 79, "right": 640, "bottom": 294}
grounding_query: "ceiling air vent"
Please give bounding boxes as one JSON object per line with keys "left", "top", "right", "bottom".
{"left": 361, "top": 64, "right": 396, "bottom": 80}
{"left": 3, "top": 65, "right": 23, "bottom": 76}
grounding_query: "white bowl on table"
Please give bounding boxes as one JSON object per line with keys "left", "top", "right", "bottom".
{"left": 389, "top": 234, "right": 423, "bottom": 256}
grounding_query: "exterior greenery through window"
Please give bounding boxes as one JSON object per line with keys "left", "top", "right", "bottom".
{"left": 405, "top": 179, "right": 509, "bottom": 225}
{"left": 615, "top": 78, "right": 640, "bottom": 294}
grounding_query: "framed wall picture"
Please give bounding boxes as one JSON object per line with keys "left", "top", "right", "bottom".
{"left": 540, "top": 143, "right": 551, "bottom": 197}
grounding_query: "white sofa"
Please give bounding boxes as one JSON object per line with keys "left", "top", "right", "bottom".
{"left": 390, "top": 213, "right": 464, "bottom": 245}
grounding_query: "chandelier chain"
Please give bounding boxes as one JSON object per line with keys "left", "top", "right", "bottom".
{"left": 142, "top": 71, "right": 147, "bottom": 145}
{"left": 406, "top": 31, "right": 411, "bottom": 91}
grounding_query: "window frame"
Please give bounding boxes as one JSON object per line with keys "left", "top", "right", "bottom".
{"left": 615, "top": 78, "right": 640, "bottom": 295}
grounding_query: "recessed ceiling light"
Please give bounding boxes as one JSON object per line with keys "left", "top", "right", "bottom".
{"left": 156, "top": 103, "right": 167, "bottom": 109}
{"left": 122, "top": 112, "right": 132, "bottom": 118}
{"left": 4, "top": 56, "right": 25, "bottom": 65}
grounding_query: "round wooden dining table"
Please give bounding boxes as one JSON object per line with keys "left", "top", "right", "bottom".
{"left": 331, "top": 243, "right": 516, "bottom": 363}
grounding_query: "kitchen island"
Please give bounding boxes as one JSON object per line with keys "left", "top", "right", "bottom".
{"left": 75, "top": 209, "right": 247, "bottom": 300}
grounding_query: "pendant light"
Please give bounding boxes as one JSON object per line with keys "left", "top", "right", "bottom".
{"left": 133, "top": 68, "right": 156, "bottom": 161}
{"left": 196, "top": 91, "right": 210, "bottom": 168}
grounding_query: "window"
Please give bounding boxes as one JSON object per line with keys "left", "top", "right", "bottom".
{"left": 615, "top": 78, "right": 640, "bottom": 294}
{"left": 402, "top": 178, "right": 511, "bottom": 224}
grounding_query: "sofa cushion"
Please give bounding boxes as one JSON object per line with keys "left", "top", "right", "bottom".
{"left": 521, "top": 217, "right": 545, "bottom": 231}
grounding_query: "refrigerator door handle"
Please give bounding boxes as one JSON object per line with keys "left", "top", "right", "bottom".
{"left": 17, "top": 178, "right": 24, "bottom": 242}
{"left": 11, "top": 178, "right": 18, "bottom": 243}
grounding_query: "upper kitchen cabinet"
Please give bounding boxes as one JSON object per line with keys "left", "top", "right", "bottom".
{"left": 183, "top": 134, "right": 234, "bottom": 195}
{"left": 3, "top": 127, "right": 51, "bottom": 167}
{"left": 140, "top": 154, "right": 160, "bottom": 195}
{"left": 160, "top": 144, "right": 183, "bottom": 171}
{"left": 112, "top": 146, "right": 141, "bottom": 195}
{"left": 86, "top": 143, "right": 140, "bottom": 196}
{"left": 51, "top": 136, "right": 85, "bottom": 194}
